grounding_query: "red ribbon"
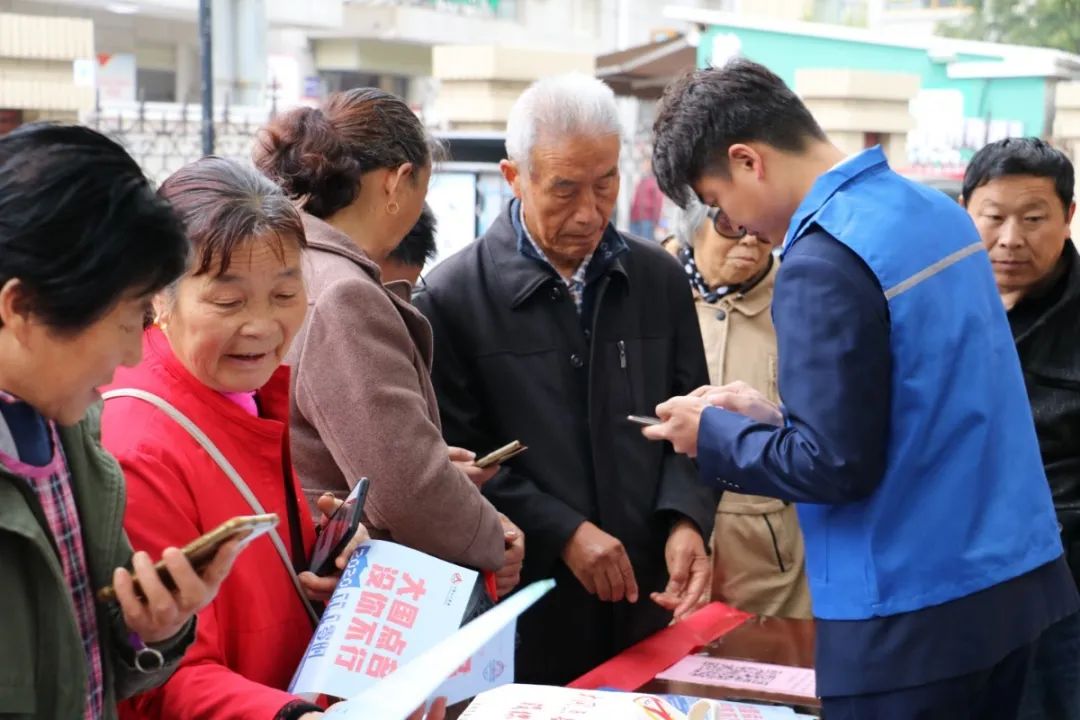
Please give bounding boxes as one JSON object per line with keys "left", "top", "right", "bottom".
{"left": 567, "top": 602, "right": 752, "bottom": 691}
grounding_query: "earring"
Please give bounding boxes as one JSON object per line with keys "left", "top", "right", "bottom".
{"left": 386, "top": 200, "right": 400, "bottom": 215}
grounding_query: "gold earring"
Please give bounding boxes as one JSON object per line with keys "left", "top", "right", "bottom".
{"left": 386, "top": 200, "right": 400, "bottom": 215}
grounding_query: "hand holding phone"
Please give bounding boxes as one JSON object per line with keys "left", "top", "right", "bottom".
{"left": 113, "top": 539, "right": 243, "bottom": 648}
{"left": 474, "top": 440, "right": 528, "bottom": 469}
{"left": 97, "top": 514, "right": 279, "bottom": 603}
{"left": 309, "top": 478, "right": 369, "bottom": 577}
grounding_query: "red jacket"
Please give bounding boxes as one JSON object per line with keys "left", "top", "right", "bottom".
{"left": 102, "top": 328, "right": 317, "bottom": 720}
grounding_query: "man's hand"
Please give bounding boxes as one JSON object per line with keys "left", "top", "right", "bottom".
{"left": 641, "top": 395, "right": 710, "bottom": 457}
{"left": 299, "top": 492, "right": 372, "bottom": 603}
{"left": 644, "top": 382, "right": 785, "bottom": 456}
{"left": 113, "top": 540, "right": 241, "bottom": 644}
{"left": 561, "top": 522, "right": 639, "bottom": 603}
{"left": 650, "top": 519, "right": 710, "bottom": 621}
{"left": 449, "top": 446, "right": 500, "bottom": 488}
{"left": 698, "top": 381, "right": 783, "bottom": 427}
{"left": 495, "top": 515, "right": 525, "bottom": 598}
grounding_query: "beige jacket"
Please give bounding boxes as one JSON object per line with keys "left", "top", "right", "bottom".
{"left": 686, "top": 252, "right": 812, "bottom": 618}
{"left": 286, "top": 214, "right": 505, "bottom": 572}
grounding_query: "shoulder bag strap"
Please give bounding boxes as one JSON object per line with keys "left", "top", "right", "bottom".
{"left": 102, "top": 388, "right": 319, "bottom": 625}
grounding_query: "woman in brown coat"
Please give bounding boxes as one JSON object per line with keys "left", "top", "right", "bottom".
{"left": 253, "top": 89, "right": 522, "bottom": 595}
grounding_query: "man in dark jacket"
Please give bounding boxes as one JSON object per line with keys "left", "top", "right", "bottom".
{"left": 962, "top": 137, "right": 1080, "bottom": 720}
{"left": 413, "top": 73, "right": 717, "bottom": 685}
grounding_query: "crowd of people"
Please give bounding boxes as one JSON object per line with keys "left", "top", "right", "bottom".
{"left": 0, "top": 56, "right": 1076, "bottom": 720}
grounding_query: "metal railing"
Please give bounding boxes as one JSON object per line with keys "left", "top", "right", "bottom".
{"left": 84, "top": 95, "right": 273, "bottom": 184}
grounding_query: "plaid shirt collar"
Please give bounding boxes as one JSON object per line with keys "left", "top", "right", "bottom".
{"left": 517, "top": 204, "right": 593, "bottom": 312}
{"left": 512, "top": 200, "right": 628, "bottom": 313}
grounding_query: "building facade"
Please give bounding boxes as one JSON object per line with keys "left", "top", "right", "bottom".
{"left": 668, "top": 6, "right": 1080, "bottom": 170}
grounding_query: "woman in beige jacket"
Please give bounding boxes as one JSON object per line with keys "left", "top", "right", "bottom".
{"left": 667, "top": 198, "right": 811, "bottom": 619}
{"left": 254, "top": 89, "right": 522, "bottom": 596}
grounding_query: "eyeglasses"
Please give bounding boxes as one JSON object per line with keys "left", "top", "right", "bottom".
{"left": 706, "top": 206, "right": 748, "bottom": 240}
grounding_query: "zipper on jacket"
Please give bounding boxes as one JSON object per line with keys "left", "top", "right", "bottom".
{"left": 586, "top": 276, "right": 612, "bottom": 426}
{"left": 617, "top": 339, "right": 636, "bottom": 413}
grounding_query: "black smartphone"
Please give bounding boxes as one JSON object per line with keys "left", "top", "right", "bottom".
{"left": 309, "top": 478, "right": 369, "bottom": 576}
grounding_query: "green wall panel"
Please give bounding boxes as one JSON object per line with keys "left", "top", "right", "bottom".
{"left": 699, "top": 25, "right": 1048, "bottom": 136}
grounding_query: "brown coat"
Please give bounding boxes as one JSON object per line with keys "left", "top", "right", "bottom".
{"left": 672, "top": 244, "right": 812, "bottom": 618}
{"left": 286, "top": 214, "right": 505, "bottom": 571}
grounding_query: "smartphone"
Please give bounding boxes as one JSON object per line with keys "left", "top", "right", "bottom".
{"left": 626, "top": 414, "right": 662, "bottom": 426}
{"left": 97, "top": 513, "right": 279, "bottom": 603}
{"left": 474, "top": 440, "right": 527, "bottom": 469}
{"left": 309, "top": 478, "right": 369, "bottom": 576}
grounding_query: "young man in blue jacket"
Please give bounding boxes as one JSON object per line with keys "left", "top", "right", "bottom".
{"left": 644, "top": 58, "right": 1079, "bottom": 719}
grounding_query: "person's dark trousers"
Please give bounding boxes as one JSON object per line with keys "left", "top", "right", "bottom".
{"left": 1018, "top": 611, "right": 1080, "bottom": 720}
{"left": 821, "top": 642, "right": 1035, "bottom": 720}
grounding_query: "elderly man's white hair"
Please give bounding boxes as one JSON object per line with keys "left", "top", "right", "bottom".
{"left": 505, "top": 73, "right": 621, "bottom": 170}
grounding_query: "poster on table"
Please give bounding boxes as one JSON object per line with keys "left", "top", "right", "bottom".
{"left": 290, "top": 540, "right": 512, "bottom": 705}
{"left": 459, "top": 684, "right": 816, "bottom": 720}
{"left": 657, "top": 657, "right": 816, "bottom": 700}
{"left": 458, "top": 685, "right": 689, "bottom": 720}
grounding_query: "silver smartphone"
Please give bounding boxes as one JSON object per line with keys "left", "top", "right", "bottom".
{"left": 626, "top": 414, "right": 661, "bottom": 426}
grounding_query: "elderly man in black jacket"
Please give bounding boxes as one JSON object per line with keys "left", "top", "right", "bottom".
{"left": 962, "top": 137, "right": 1080, "bottom": 720}
{"left": 414, "top": 73, "right": 717, "bottom": 685}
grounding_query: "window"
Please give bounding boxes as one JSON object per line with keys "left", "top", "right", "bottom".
{"left": 320, "top": 71, "right": 409, "bottom": 100}
{"left": 136, "top": 69, "right": 176, "bottom": 103}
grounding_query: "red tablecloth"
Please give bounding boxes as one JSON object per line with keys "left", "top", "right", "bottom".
{"left": 567, "top": 603, "right": 752, "bottom": 691}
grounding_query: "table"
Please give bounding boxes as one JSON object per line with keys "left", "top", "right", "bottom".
{"left": 449, "top": 604, "right": 820, "bottom": 717}
{"left": 637, "top": 614, "right": 820, "bottom": 715}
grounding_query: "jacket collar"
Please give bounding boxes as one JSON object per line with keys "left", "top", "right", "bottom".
{"left": 301, "top": 213, "right": 384, "bottom": 285}
{"left": 485, "top": 202, "right": 629, "bottom": 309}
{"left": 0, "top": 402, "right": 123, "bottom": 597}
{"left": 384, "top": 279, "right": 413, "bottom": 303}
{"left": 701, "top": 257, "right": 778, "bottom": 318}
{"left": 1015, "top": 240, "right": 1080, "bottom": 345}
{"left": 783, "top": 146, "right": 889, "bottom": 255}
{"left": 112, "top": 327, "right": 292, "bottom": 436}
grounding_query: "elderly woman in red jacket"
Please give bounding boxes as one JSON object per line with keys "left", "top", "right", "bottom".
{"left": 101, "top": 157, "right": 445, "bottom": 720}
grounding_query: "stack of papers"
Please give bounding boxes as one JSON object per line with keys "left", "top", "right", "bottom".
{"left": 460, "top": 685, "right": 817, "bottom": 720}
{"left": 686, "top": 699, "right": 817, "bottom": 720}
{"left": 459, "top": 685, "right": 687, "bottom": 719}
